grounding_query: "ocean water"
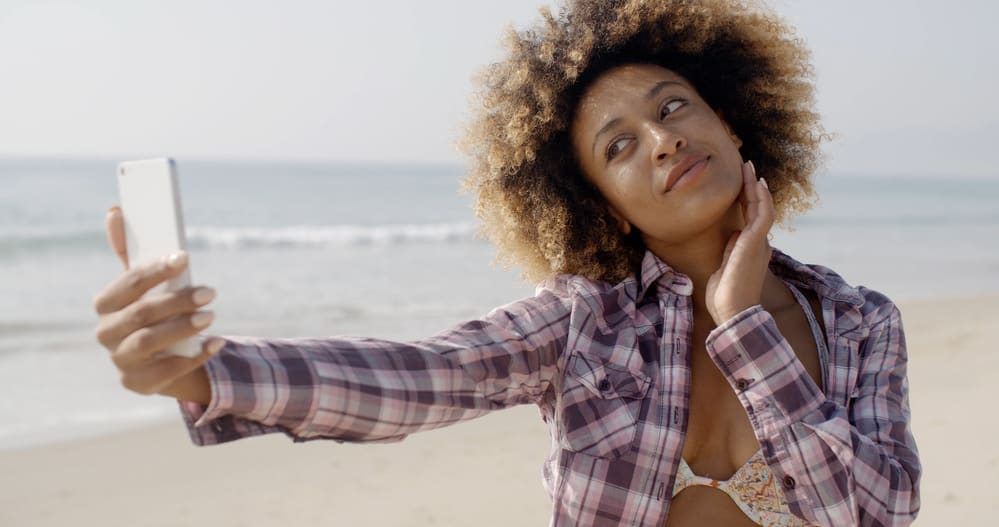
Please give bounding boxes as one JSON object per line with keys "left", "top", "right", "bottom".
{"left": 1, "top": 157, "right": 997, "bottom": 450}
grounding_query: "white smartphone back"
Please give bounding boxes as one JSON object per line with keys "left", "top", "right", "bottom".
{"left": 117, "top": 158, "right": 200, "bottom": 358}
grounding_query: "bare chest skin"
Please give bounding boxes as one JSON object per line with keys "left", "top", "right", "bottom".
{"left": 665, "top": 287, "right": 825, "bottom": 527}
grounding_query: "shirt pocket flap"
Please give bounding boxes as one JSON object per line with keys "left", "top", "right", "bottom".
{"left": 567, "top": 352, "right": 651, "bottom": 399}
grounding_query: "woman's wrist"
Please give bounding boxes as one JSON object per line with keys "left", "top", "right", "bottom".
{"left": 161, "top": 366, "right": 212, "bottom": 405}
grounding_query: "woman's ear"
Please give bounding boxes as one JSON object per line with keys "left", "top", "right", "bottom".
{"left": 716, "top": 111, "right": 743, "bottom": 149}
{"left": 608, "top": 205, "right": 632, "bottom": 236}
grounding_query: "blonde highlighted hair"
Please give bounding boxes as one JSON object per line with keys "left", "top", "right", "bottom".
{"left": 461, "top": 0, "right": 824, "bottom": 283}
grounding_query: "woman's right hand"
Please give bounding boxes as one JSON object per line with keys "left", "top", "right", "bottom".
{"left": 92, "top": 206, "right": 222, "bottom": 404}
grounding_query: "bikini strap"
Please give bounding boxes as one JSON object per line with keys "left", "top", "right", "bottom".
{"left": 784, "top": 282, "right": 830, "bottom": 392}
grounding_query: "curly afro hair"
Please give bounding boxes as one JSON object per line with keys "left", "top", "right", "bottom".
{"left": 460, "top": 0, "right": 825, "bottom": 284}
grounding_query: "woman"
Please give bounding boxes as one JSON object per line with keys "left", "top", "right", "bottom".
{"left": 93, "top": 0, "right": 921, "bottom": 525}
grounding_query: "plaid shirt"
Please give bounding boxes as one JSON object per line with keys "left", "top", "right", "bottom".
{"left": 180, "top": 249, "right": 920, "bottom": 526}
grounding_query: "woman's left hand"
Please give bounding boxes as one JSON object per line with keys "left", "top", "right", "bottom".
{"left": 705, "top": 160, "right": 775, "bottom": 325}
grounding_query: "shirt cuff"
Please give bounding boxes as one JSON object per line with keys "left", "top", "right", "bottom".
{"left": 195, "top": 351, "right": 233, "bottom": 425}
{"left": 705, "top": 305, "right": 825, "bottom": 434}
{"left": 175, "top": 342, "right": 293, "bottom": 446}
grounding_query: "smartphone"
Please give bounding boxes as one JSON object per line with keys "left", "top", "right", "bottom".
{"left": 116, "top": 158, "right": 200, "bottom": 358}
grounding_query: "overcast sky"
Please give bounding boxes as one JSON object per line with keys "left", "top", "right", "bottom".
{"left": 1, "top": 0, "right": 996, "bottom": 177}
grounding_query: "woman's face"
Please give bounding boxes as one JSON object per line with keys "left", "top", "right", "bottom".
{"left": 570, "top": 64, "right": 746, "bottom": 246}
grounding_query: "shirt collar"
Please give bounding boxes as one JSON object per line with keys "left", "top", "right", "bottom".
{"left": 768, "top": 248, "right": 865, "bottom": 306}
{"left": 637, "top": 250, "right": 693, "bottom": 298}
{"left": 636, "top": 247, "right": 865, "bottom": 306}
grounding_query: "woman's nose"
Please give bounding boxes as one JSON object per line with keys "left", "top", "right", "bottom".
{"left": 648, "top": 124, "right": 686, "bottom": 164}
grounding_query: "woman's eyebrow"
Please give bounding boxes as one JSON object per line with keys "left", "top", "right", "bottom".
{"left": 646, "top": 80, "right": 683, "bottom": 100}
{"left": 592, "top": 117, "right": 622, "bottom": 157}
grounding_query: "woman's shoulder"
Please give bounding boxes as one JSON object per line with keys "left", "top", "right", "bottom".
{"left": 771, "top": 248, "right": 900, "bottom": 327}
{"left": 536, "top": 272, "right": 629, "bottom": 299}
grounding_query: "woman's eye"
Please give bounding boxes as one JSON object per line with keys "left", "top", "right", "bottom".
{"left": 659, "top": 99, "right": 686, "bottom": 119}
{"left": 606, "top": 138, "right": 630, "bottom": 160}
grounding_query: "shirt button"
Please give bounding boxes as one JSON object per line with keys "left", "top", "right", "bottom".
{"left": 597, "top": 378, "right": 612, "bottom": 392}
{"left": 783, "top": 475, "right": 796, "bottom": 490}
{"left": 735, "top": 378, "right": 752, "bottom": 391}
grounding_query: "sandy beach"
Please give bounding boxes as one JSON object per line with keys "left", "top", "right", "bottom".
{"left": 1, "top": 295, "right": 995, "bottom": 526}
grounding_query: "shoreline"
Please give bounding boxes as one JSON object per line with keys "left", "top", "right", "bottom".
{"left": 1, "top": 294, "right": 996, "bottom": 525}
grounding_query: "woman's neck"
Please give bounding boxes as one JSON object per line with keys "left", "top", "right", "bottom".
{"left": 642, "top": 202, "right": 782, "bottom": 320}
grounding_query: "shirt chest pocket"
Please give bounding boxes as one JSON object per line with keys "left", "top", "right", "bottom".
{"left": 556, "top": 351, "right": 651, "bottom": 459}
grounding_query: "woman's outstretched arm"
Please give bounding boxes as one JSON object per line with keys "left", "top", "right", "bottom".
{"left": 95, "top": 205, "right": 572, "bottom": 446}
{"left": 179, "top": 285, "right": 573, "bottom": 446}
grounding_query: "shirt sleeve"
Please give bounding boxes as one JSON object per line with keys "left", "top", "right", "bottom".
{"left": 177, "top": 281, "right": 572, "bottom": 447}
{"left": 704, "top": 303, "right": 920, "bottom": 527}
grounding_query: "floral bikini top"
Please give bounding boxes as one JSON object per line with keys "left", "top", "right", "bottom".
{"left": 670, "top": 283, "right": 825, "bottom": 527}
{"left": 672, "top": 449, "right": 810, "bottom": 526}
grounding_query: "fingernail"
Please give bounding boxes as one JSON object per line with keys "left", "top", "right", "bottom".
{"left": 761, "top": 177, "right": 769, "bottom": 189}
{"left": 749, "top": 160, "right": 757, "bottom": 177}
{"left": 192, "top": 287, "right": 216, "bottom": 305}
{"left": 107, "top": 206, "right": 121, "bottom": 215}
{"left": 166, "top": 251, "right": 187, "bottom": 269}
{"left": 191, "top": 311, "right": 215, "bottom": 328}
{"left": 207, "top": 337, "right": 225, "bottom": 355}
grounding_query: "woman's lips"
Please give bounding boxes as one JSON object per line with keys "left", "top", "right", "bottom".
{"left": 664, "top": 154, "right": 710, "bottom": 193}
